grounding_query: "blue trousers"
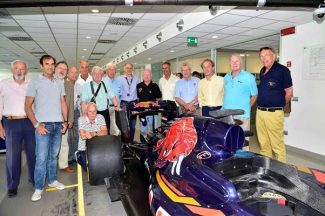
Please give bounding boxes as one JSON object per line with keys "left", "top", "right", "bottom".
{"left": 34, "top": 122, "right": 62, "bottom": 190}
{"left": 3, "top": 117, "right": 35, "bottom": 190}
{"left": 202, "top": 106, "right": 222, "bottom": 117}
{"left": 121, "top": 100, "right": 137, "bottom": 143}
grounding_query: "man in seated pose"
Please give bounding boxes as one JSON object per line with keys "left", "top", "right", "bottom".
{"left": 76, "top": 102, "right": 107, "bottom": 170}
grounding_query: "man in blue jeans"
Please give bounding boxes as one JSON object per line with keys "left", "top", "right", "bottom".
{"left": 25, "top": 54, "right": 68, "bottom": 202}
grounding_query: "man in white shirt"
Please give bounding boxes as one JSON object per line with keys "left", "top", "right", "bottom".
{"left": 159, "top": 62, "right": 179, "bottom": 102}
{"left": 76, "top": 60, "right": 92, "bottom": 86}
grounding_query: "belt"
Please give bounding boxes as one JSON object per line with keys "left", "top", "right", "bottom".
{"left": 257, "top": 107, "right": 283, "bottom": 112}
{"left": 4, "top": 115, "right": 28, "bottom": 120}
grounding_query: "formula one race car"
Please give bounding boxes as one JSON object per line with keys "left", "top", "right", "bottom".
{"left": 86, "top": 101, "right": 325, "bottom": 216}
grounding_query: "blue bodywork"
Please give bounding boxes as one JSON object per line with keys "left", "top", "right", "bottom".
{"left": 143, "top": 116, "right": 325, "bottom": 216}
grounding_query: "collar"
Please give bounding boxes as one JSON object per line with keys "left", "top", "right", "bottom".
{"left": 86, "top": 116, "right": 98, "bottom": 124}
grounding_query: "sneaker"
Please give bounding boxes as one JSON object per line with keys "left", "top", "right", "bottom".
{"left": 31, "top": 189, "right": 43, "bottom": 202}
{"left": 48, "top": 180, "right": 65, "bottom": 190}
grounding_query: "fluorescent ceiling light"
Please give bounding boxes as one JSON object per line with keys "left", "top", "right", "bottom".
{"left": 91, "top": 9, "right": 99, "bottom": 13}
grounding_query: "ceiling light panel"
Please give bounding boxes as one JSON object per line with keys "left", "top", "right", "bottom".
{"left": 49, "top": 21, "right": 76, "bottom": 28}
{"left": 2, "top": 31, "right": 29, "bottom": 37}
{"left": 22, "top": 27, "right": 51, "bottom": 33}
{"left": 218, "top": 26, "right": 251, "bottom": 34}
{"left": 10, "top": 14, "right": 45, "bottom": 21}
{"left": 78, "top": 14, "right": 110, "bottom": 24}
{"left": 134, "top": 19, "right": 163, "bottom": 27}
{"left": 79, "top": 23, "right": 105, "bottom": 30}
{"left": 258, "top": 10, "right": 310, "bottom": 21}
{"left": 227, "top": 9, "right": 270, "bottom": 17}
{"left": 207, "top": 14, "right": 251, "bottom": 26}
{"left": 15, "top": 20, "right": 48, "bottom": 27}
{"left": 241, "top": 28, "right": 274, "bottom": 36}
{"left": 234, "top": 17, "right": 276, "bottom": 28}
{"left": 189, "top": 24, "right": 226, "bottom": 33}
{"left": 42, "top": 6, "right": 78, "bottom": 14}
{"left": 0, "top": 18, "right": 19, "bottom": 27}
{"left": 141, "top": 13, "right": 177, "bottom": 21}
{"left": 45, "top": 14, "right": 77, "bottom": 22}
{"left": 260, "top": 21, "right": 295, "bottom": 30}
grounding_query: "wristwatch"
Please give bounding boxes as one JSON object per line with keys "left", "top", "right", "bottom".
{"left": 34, "top": 122, "right": 40, "bottom": 129}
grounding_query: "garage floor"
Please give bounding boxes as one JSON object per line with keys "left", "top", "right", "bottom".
{"left": 0, "top": 122, "right": 324, "bottom": 216}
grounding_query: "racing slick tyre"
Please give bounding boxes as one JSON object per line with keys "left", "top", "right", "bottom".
{"left": 87, "top": 135, "right": 123, "bottom": 185}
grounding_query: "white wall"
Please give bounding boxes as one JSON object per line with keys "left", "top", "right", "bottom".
{"left": 280, "top": 20, "right": 325, "bottom": 156}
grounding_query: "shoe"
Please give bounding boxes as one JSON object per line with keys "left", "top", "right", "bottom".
{"left": 7, "top": 188, "right": 17, "bottom": 198}
{"left": 31, "top": 189, "right": 43, "bottom": 202}
{"left": 61, "top": 166, "right": 74, "bottom": 173}
{"left": 48, "top": 180, "right": 65, "bottom": 190}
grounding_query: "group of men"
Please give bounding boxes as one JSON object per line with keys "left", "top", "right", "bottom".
{"left": 0, "top": 46, "right": 292, "bottom": 202}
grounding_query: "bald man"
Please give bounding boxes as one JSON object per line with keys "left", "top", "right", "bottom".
{"left": 136, "top": 69, "right": 161, "bottom": 137}
{"left": 76, "top": 60, "right": 92, "bottom": 86}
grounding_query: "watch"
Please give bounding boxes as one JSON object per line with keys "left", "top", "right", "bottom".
{"left": 34, "top": 122, "right": 40, "bottom": 129}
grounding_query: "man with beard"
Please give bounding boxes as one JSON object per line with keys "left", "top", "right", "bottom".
{"left": 54, "top": 61, "right": 74, "bottom": 173}
{"left": 0, "top": 60, "right": 36, "bottom": 198}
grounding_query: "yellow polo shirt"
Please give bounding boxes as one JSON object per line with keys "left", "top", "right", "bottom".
{"left": 198, "top": 74, "right": 224, "bottom": 107}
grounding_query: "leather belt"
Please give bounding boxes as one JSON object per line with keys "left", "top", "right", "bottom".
{"left": 257, "top": 107, "right": 283, "bottom": 112}
{"left": 4, "top": 115, "right": 28, "bottom": 120}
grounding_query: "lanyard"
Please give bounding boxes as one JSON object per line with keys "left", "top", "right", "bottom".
{"left": 125, "top": 76, "right": 133, "bottom": 95}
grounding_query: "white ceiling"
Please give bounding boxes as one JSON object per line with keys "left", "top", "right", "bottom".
{"left": 0, "top": 5, "right": 317, "bottom": 73}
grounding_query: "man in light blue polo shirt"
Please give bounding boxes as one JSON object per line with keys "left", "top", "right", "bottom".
{"left": 81, "top": 66, "right": 119, "bottom": 133}
{"left": 223, "top": 53, "right": 257, "bottom": 133}
{"left": 25, "top": 55, "right": 68, "bottom": 202}
{"left": 174, "top": 62, "right": 200, "bottom": 115}
{"left": 103, "top": 63, "right": 122, "bottom": 136}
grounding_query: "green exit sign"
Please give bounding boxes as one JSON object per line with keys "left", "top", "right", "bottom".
{"left": 187, "top": 36, "right": 198, "bottom": 46}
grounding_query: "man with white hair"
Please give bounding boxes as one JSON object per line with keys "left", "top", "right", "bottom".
{"left": 0, "top": 60, "right": 35, "bottom": 198}
{"left": 136, "top": 68, "right": 161, "bottom": 137}
{"left": 174, "top": 62, "right": 200, "bottom": 115}
{"left": 81, "top": 66, "right": 119, "bottom": 131}
{"left": 223, "top": 53, "right": 257, "bottom": 132}
{"left": 103, "top": 63, "right": 122, "bottom": 136}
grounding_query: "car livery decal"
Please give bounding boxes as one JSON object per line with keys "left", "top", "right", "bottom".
{"left": 156, "top": 170, "right": 225, "bottom": 216}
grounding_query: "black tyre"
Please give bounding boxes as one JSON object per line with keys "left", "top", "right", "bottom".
{"left": 87, "top": 135, "right": 123, "bottom": 185}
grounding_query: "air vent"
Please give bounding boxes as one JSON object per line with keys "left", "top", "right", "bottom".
{"left": 31, "top": 52, "right": 46, "bottom": 55}
{"left": 8, "top": 36, "right": 33, "bottom": 41}
{"left": 97, "top": 39, "right": 117, "bottom": 44}
{"left": 91, "top": 52, "right": 105, "bottom": 55}
{"left": 108, "top": 17, "right": 138, "bottom": 26}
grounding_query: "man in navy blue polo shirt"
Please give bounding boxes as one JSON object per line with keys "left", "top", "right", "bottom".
{"left": 256, "top": 47, "right": 293, "bottom": 162}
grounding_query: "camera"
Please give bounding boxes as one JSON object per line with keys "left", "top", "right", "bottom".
{"left": 314, "top": 3, "right": 325, "bottom": 19}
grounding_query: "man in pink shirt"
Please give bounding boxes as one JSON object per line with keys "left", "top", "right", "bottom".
{"left": 0, "top": 60, "right": 35, "bottom": 198}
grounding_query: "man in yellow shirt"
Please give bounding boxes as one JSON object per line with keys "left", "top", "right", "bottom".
{"left": 198, "top": 59, "right": 224, "bottom": 117}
